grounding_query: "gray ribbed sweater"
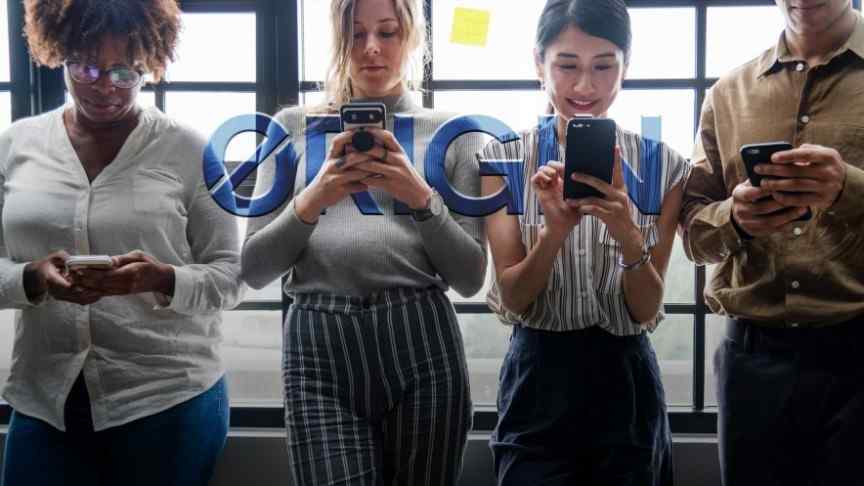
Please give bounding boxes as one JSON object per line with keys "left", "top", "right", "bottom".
{"left": 241, "top": 94, "right": 487, "bottom": 297}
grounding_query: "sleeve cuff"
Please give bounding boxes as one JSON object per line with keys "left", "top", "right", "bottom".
{"left": 713, "top": 197, "right": 746, "bottom": 257}
{"left": 2, "top": 263, "right": 43, "bottom": 307}
{"left": 412, "top": 202, "right": 450, "bottom": 232}
{"left": 829, "top": 163, "right": 864, "bottom": 219}
{"left": 153, "top": 265, "right": 194, "bottom": 312}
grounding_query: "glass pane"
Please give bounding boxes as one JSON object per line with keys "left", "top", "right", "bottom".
{"left": 0, "top": 0, "right": 9, "bottom": 82}
{"left": 164, "top": 91, "right": 256, "bottom": 163}
{"left": 460, "top": 313, "right": 511, "bottom": 406}
{"left": 705, "top": 313, "right": 727, "bottom": 406}
{"left": 301, "top": 0, "right": 332, "bottom": 82}
{"left": 665, "top": 240, "right": 695, "bottom": 304}
{"left": 0, "top": 310, "right": 13, "bottom": 393}
{"left": 167, "top": 13, "right": 256, "bottom": 82}
{"left": 0, "top": 92, "right": 10, "bottom": 132}
{"left": 607, "top": 89, "right": 695, "bottom": 160}
{"left": 137, "top": 90, "right": 157, "bottom": 110}
{"left": 628, "top": 8, "right": 695, "bottom": 79}
{"left": 707, "top": 7, "right": 785, "bottom": 78}
{"left": 649, "top": 313, "right": 694, "bottom": 406}
{"left": 433, "top": 0, "right": 544, "bottom": 80}
{"left": 434, "top": 90, "right": 548, "bottom": 133}
{"left": 222, "top": 310, "right": 283, "bottom": 404}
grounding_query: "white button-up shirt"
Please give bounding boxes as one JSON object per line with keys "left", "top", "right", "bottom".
{"left": 0, "top": 106, "right": 243, "bottom": 431}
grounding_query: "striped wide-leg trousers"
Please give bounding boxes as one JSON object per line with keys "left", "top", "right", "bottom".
{"left": 283, "top": 287, "right": 473, "bottom": 486}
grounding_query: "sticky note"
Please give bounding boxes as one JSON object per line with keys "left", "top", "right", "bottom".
{"left": 450, "top": 7, "right": 491, "bottom": 47}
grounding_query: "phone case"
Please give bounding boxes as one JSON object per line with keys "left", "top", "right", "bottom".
{"left": 739, "top": 141, "right": 811, "bottom": 221}
{"left": 340, "top": 102, "right": 387, "bottom": 131}
{"left": 563, "top": 117, "right": 616, "bottom": 200}
{"left": 65, "top": 255, "right": 114, "bottom": 270}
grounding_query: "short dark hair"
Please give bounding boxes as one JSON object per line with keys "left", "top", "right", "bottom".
{"left": 536, "top": 0, "right": 632, "bottom": 64}
{"left": 23, "top": 0, "right": 182, "bottom": 82}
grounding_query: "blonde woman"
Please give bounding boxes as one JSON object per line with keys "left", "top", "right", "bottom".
{"left": 240, "top": 0, "right": 486, "bottom": 484}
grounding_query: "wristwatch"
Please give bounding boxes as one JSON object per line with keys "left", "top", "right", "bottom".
{"left": 410, "top": 190, "right": 443, "bottom": 222}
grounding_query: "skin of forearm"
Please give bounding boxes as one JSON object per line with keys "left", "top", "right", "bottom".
{"left": 498, "top": 227, "right": 567, "bottom": 315}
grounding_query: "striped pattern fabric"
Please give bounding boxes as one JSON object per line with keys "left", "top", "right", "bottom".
{"left": 283, "top": 288, "right": 472, "bottom": 486}
{"left": 485, "top": 117, "right": 690, "bottom": 336}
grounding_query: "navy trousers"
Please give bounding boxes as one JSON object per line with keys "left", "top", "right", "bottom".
{"left": 1, "top": 374, "right": 229, "bottom": 486}
{"left": 282, "top": 288, "right": 472, "bottom": 486}
{"left": 716, "top": 317, "right": 864, "bottom": 486}
{"left": 491, "top": 325, "right": 673, "bottom": 486}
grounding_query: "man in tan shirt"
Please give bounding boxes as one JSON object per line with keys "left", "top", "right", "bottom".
{"left": 680, "top": 1, "right": 864, "bottom": 485}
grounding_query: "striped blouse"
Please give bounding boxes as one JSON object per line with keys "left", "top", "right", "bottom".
{"left": 484, "top": 116, "right": 690, "bottom": 336}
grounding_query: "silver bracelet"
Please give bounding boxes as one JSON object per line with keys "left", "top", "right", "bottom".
{"left": 617, "top": 246, "right": 652, "bottom": 271}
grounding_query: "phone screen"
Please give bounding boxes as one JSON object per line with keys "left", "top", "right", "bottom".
{"left": 563, "top": 118, "right": 616, "bottom": 200}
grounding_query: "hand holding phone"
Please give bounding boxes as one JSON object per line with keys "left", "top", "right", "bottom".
{"left": 740, "top": 142, "right": 812, "bottom": 221}
{"left": 563, "top": 117, "right": 616, "bottom": 200}
{"left": 341, "top": 102, "right": 386, "bottom": 152}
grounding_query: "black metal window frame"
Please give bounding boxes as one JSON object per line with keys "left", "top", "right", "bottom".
{"left": 2, "top": 0, "right": 861, "bottom": 434}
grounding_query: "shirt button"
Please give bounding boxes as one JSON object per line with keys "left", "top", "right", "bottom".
{"left": 800, "top": 115, "right": 810, "bottom": 124}
{"left": 791, "top": 281, "right": 800, "bottom": 289}
{"left": 795, "top": 62, "right": 805, "bottom": 72}
{"left": 790, "top": 322, "right": 800, "bottom": 328}
{"left": 577, "top": 249, "right": 587, "bottom": 257}
{"left": 793, "top": 227, "right": 803, "bottom": 236}
{"left": 580, "top": 291, "right": 588, "bottom": 299}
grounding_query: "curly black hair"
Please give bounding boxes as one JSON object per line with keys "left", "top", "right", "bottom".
{"left": 24, "top": 0, "right": 182, "bottom": 82}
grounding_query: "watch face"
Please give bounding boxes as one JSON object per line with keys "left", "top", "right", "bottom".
{"left": 429, "top": 192, "right": 443, "bottom": 216}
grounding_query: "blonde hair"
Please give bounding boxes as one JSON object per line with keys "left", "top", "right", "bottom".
{"left": 319, "top": 0, "right": 427, "bottom": 112}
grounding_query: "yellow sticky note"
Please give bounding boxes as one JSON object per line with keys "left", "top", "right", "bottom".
{"left": 450, "top": 7, "right": 491, "bottom": 47}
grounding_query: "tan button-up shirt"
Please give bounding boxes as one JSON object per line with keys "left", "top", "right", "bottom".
{"left": 681, "top": 12, "right": 864, "bottom": 327}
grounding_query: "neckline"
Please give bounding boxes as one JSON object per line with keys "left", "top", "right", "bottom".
{"left": 56, "top": 105, "right": 155, "bottom": 187}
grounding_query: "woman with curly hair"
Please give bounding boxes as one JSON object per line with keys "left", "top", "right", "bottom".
{"left": 0, "top": 1, "right": 242, "bottom": 485}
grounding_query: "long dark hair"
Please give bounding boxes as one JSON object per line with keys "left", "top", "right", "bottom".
{"left": 535, "top": 0, "right": 632, "bottom": 64}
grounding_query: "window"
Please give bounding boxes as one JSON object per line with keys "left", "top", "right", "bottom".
{"left": 707, "top": 7, "right": 785, "bottom": 79}
{"left": 1, "top": 0, "right": 10, "bottom": 132}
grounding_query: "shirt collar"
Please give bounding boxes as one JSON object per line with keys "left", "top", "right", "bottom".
{"left": 759, "top": 10, "right": 864, "bottom": 77}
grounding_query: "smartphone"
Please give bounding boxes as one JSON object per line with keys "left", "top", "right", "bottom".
{"left": 340, "top": 102, "right": 386, "bottom": 152}
{"left": 740, "top": 142, "right": 812, "bottom": 221}
{"left": 65, "top": 255, "right": 114, "bottom": 271}
{"left": 564, "top": 117, "right": 616, "bottom": 200}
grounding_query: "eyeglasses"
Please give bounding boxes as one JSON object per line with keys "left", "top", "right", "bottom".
{"left": 65, "top": 61, "right": 145, "bottom": 89}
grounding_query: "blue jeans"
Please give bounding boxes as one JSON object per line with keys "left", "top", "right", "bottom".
{"left": 1, "top": 375, "right": 229, "bottom": 486}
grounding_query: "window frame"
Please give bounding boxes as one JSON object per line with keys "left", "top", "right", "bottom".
{"left": 2, "top": 0, "right": 862, "bottom": 435}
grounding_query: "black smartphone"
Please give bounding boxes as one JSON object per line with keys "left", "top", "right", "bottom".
{"left": 564, "top": 117, "right": 616, "bottom": 200}
{"left": 340, "top": 102, "right": 386, "bottom": 152}
{"left": 740, "top": 141, "right": 812, "bottom": 221}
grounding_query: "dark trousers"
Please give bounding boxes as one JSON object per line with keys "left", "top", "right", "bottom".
{"left": 716, "top": 317, "right": 864, "bottom": 486}
{"left": 283, "top": 288, "right": 472, "bottom": 486}
{"left": 1, "top": 375, "right": 229, "bottom": 486}
{"left": 491, "top": 325, "right": 673, "bottom": 486}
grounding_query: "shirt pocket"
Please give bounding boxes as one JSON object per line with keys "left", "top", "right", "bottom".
{"left": 133, "top": 168, "right": 185, "bottom": 216}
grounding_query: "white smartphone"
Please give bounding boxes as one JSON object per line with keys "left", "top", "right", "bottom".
{"left": 65, "top": 255, "right": 114, "bottom": 271}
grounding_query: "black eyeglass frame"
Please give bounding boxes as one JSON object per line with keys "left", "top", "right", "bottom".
{"left": 64, "top": 61, "right": 147, "bottom": 90}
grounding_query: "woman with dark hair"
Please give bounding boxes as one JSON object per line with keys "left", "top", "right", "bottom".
{"left": 482, "top": 0, "right": 689, "bottom": 484}
{"left": 240, "top": 0, "right": 486, "bottom": 484}
{"left": 0, "top": 1, "right": 242, "bottom": 485}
